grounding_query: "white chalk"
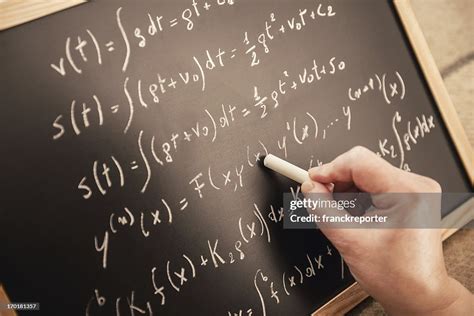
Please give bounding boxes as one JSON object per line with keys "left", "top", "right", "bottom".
{"left": 263, "top": 154, "right": 310, "bottom": 184}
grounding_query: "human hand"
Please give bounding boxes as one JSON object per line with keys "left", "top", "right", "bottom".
{"left": 301, "top": 146, "right": 473, "bottom": 315}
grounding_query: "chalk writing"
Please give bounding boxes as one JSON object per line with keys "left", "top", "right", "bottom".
{"left": 38, "top": 0, "right": 444, "bottom": 314}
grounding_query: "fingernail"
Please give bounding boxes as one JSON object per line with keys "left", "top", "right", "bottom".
{"left": 301, "top": 180, "right": 314, "bottom": 193}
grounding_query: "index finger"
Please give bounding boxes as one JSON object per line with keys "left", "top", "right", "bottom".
{"left": 308, "top": 146, "right": 405, "bottom": 193}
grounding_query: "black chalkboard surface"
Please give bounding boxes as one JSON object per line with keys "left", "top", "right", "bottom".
{"left": 0, "top": 0, "right": 471, "bottom": 315}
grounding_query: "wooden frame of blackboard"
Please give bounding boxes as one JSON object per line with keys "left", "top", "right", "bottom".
{"left": 313, "top": 0, "right": 474, "bottom": 314}
{"left": 0, "top": 0, "right": 86, "bottom": 31}
{"left": 0, "top": 0, "right": 472, "bottom": 315}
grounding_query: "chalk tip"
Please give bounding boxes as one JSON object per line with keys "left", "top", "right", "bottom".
{"left": 259, "top": 155, "right": 268, "bottom": 168}
{"left": 262, "top": 154, "right": 273, "bottom": 167}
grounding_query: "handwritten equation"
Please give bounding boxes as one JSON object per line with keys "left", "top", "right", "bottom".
{"left": 41, "top": 0, "right": 440, "bottom": 315}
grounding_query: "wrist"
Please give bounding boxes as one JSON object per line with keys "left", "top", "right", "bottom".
{"left": 384, "top": 277, "right": 472, "bottom": 316}
{"left": 427, "top": 278, "right": 473, "bottom": 316}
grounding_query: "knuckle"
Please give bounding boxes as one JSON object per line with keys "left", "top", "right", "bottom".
{"left": 348, "top": 146, "right": 371, "bottom": 158}
{"left": 409, "top": 175, "right": 442, "bottom": 193}
{"left": 424, "top": 177, "right": 442, "bottom": 192}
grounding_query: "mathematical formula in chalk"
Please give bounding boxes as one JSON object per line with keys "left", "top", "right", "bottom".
{"left": 34, "top": 1, "right": 441, "bottom": 315}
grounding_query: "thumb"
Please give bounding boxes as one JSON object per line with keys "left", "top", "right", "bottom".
{"left": 301, "top": 179, "right": 359, "bottom": 242}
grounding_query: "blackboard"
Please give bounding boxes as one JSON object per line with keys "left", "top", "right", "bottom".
{"left": 0, "top": 0, "right": 471, "bottom": 315}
